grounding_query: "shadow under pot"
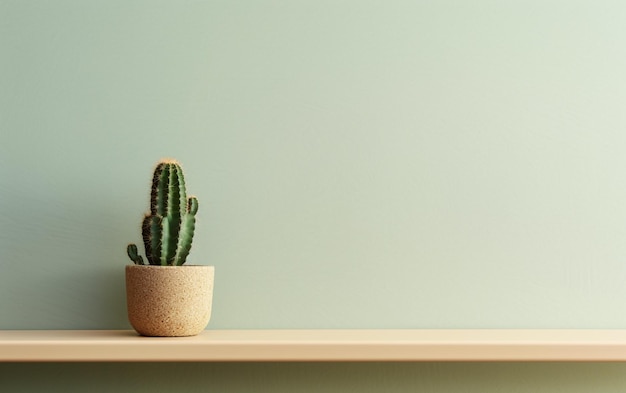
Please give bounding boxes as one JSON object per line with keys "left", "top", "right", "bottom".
{"left": 125, "top": 265, "right": 214, "bottom": 337}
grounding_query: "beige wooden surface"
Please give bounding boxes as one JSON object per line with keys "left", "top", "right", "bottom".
{"left": 3, "top": 330, "right": 626, "bottom": 362}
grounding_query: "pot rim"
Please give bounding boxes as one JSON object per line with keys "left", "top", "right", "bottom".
{"left": 126, "top": 264, "right": 214, "bottom": 269}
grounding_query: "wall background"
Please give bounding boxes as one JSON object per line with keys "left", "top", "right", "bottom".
{"left": 3, "top": 1, "right": 626, "bottom": 391}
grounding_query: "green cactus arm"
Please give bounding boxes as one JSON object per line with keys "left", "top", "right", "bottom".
{"left": 187, "top": 195, "right": 199, "bottom": 215}
{"left": 173, "top": 196, "right": 198, "bottom": 265}
{"left": 175, "top": 214, "right": 196, "bottom": 266}
{"left": 142, "top": 214, "right": 163, "bottom": 265}
{"left": 161, "top": 215, "right": 182, "bottom": 266}
{"left": 126, "top": 244, "right": 145, "bottom": 265}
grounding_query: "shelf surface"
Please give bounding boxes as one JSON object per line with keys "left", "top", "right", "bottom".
{"left": 3, "top": 329, "right": 626, "bottom": 362}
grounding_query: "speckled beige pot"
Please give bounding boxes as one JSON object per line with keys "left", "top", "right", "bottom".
{"left": 126, "top": 265, "right": 214, "bottom": 337}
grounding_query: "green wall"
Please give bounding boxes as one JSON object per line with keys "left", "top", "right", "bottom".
{"left": 3, "top": 0, "right": 626, "bottom": 391}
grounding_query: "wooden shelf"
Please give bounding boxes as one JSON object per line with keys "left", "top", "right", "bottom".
{"left": 3, "top": 329, "right": 626, "bottom": 362}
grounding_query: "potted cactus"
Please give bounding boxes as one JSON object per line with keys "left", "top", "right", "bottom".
{"left": 125, "top": 159, "right": 214, "bottom": 337}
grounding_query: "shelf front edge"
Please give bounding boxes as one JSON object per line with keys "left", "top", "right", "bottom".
{"left": 4, "top": 329, "right": 626, "bottom": 362}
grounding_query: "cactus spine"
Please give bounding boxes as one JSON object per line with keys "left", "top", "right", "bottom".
{"left": 127, "top": 159, "right": 198, "bottom": 266}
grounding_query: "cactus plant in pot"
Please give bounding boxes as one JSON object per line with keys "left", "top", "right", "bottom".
{"left": 125, "top": 159, "right": 214, "bottom": 337}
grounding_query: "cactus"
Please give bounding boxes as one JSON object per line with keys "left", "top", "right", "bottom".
{"left": 127, "top": 159, "right": 199, "bottom": 266}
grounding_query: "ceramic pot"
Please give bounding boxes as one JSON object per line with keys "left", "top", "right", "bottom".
{"left": 125, "top": 265, "right": 214, "bottom": 337}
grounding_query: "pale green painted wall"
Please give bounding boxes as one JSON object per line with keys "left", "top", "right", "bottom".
{"left": 3, "top": 0, "right": 626, "bottom": 391}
